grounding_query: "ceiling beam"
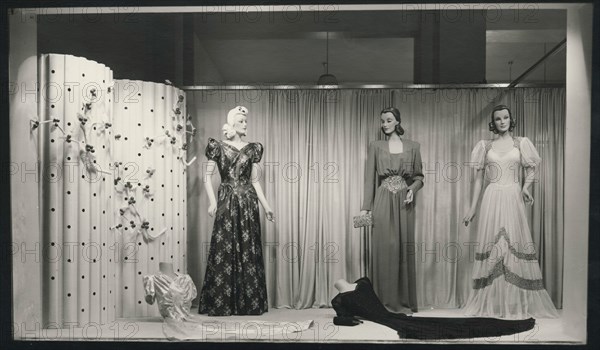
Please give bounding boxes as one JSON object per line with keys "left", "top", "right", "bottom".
{"left": 508, "top": 38, "right": 566, "bottom": 88}
{"left": 180, "top": 83, "right": 565, "bottom": 90}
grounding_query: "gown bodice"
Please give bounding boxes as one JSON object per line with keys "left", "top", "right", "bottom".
{"left": 206, "top": 137, "right": 263, "bottom": 186}
{"left": 485, "top": 147, "right": 522, "bottom": 186}
{"left": 362, "top": 139, "right": 425, "bottom": 211}
{"left": 471, "top": 137, "right": 542, "bottom": 187}
{"left": 143, "top": 272, "right": 197, "bottom": 321}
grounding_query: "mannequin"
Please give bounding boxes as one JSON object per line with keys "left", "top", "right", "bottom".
{"left": 159, "top": 262, "right": 177, "bottom": 279}
{"left": 143, "top": 265, "right": 314, "bottom": 340}
{"left": 358, "top": 107, "right": 423, "bottom": 313}
{"left": 334, "top": 279, "right": 357, "bottom": 293}
{"left": 143, "top": 265, "right": 196, "bottom": 320}
{"left": 331, "top": 277, "right": 536, "bottom": 340}
{"left": 461, "top": 105, "right": 558, "bottom": 319}
{"left": 198, "top": 106, "right": 274, "bottom": 316}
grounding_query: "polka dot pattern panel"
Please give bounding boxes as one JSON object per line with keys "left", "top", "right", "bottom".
{"left": 39, "top": 54, "right": 117, "bottom": 328}
{"left": 112, "top": 80, "right": 187, "bottom": 318}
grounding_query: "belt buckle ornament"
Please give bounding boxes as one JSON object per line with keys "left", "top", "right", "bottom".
{"left": 381, "top": 175, "right": 407, "bottom": 194}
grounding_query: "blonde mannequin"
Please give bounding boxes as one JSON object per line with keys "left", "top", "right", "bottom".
{"left": 199, "top": 106, "right": 273, "bottom": 316}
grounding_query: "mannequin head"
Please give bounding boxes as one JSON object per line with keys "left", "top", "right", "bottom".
{"left": 232, "top": 114, "right": 248, "bottom": 137}
{"left": 489, "top": 105, "right": 515, "bottom": 134}
{"left": 380, "top": 107, "right": 405, "bottom": 136}
{"left": 223, "top": 106, "right": 249, "bottom": 139}
{"left": 159, "top": 262, "right": 175, "bottom": 275}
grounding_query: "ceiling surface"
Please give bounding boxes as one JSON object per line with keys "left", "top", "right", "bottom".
{"left": 36, "top": 9, "right": 566, "bottom": 86}
{"left": 192, "top": 9, "right": 566, "bottom": 84}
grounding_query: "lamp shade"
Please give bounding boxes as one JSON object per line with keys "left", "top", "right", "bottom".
{"left": 317, "top": 73, "right": 338, "bottom": 85}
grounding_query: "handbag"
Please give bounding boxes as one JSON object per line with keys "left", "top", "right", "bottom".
{"left": 353, "top": 212, "right": 373, "bottom": 228}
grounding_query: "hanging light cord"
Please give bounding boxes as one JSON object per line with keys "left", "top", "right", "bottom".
{"left": 326, "top": 32, "right": 329, "bottom": 74}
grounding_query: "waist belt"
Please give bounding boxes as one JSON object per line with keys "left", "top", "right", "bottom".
{"left": 219, "top": 182, "right": 256, "bottom": 197}
{"left": 380, "top": 175, "right": 408, "bottom": 194}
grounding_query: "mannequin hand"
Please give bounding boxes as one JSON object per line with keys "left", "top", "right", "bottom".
{"left": 522, "top": 188, "right": 534, "bottom": 205}
{"left": 404, "top": 189, "right": 414, "bottom": 204}
{"left": 208, "top": 202, "right": 217, "bottom": 217}
{"left": 463, "top": 209, "right": 476, "bottom": 227}
{"left": 266, "top": 210, "right": 275, "bottom": 222}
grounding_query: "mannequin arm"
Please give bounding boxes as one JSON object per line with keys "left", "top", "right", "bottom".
{"left": 251, "top": 163, "right": 272, "bottom": 213}
{"left": 204, "top": 160, "right": 217, "bottom": 206}
{"left": 468, "top": 170, "right": 485, "bottom": 213}
{"left": 408, "top": 179, "right": 423, "bottom": 193}
{"left": 523, "top": 166, "right": 536, "bottom": 192}
{"left": 463, "top": 169, "right": 484, "bottom": 226}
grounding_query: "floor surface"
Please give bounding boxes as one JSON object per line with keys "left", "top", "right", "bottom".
{"left": 20, "top": 307, "right": 580, "bottom": 344}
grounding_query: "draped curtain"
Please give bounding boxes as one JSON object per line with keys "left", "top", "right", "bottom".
{"left": 187, "top": 88, "right": 564, "bottom": 310}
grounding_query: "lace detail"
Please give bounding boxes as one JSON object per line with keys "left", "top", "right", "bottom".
{"left": 485, "top": 138, "right": 520, "bottom": 152}
{"left": 475, "top": 227, "right": 538, "bottom": 261}
{"left": 473, "top": 260, "right": 545, "bottom": 290}
{"left": 484, "top": 139, "right": 493, "bottom": 152}
{"left": 513, "top": 136, "right": 522, "bottom": 149}
{"left": 481, "top": 138, "right": 522, "bottom": 168}
{"left": 380, "top": 175, "right": 408, "bottom": 194}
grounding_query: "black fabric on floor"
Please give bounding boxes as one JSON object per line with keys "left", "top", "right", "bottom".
{"left": 331, "top": 277, "right": 535, "bottom": 340}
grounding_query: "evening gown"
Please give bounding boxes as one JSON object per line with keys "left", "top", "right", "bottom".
{"left": 463, "top": 137, "right": 558, "bottom": 318}
{"left": 144, "top": 272, "right": 312, "bottom": 340}
{"left": 362, "top": 139, "right": 424, "bottom": 313}
{"left": 198, "top": 138, "right": 268, "bottom": 316}
{"left": 331, "top": 277, "right": 535, "bottom": 340}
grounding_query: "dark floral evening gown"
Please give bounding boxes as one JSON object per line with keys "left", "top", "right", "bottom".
{"left": 198, "top": 138, "right": 268, "bottom": 316}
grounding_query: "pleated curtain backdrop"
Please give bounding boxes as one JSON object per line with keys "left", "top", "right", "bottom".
{"left": 38, "top": 54, "right": 189, "bottom": 327}
{"left": 187, "top": 88, "right": 564, "bottom": 311}
{"left": 112, "top": 80, "right": 188, "bottom": 319}
{"left": 39, "top": 54, "right": 117, "bottom": 327}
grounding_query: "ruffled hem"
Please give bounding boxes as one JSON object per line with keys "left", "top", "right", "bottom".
{"left": 463, "top": 276, "right": 559, "bottom": 319}
{"left": 466, "top": 225, "right": 558, "bottom": 319}
{"left": 472, "top": 259, "right": 545, "bottom": 290}
{"left": 471, "top": 227, "right": 545, "bottom": 283}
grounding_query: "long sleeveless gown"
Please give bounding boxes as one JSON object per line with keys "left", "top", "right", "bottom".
{"left": 463, "top": 137, "right": 558, "bottom": 319}
{"left": 198, "top": 138, "right": 268, "bottom": 316}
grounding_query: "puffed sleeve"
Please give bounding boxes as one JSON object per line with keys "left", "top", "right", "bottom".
{"left": 412, "top": 143, "right": 424, "bottom": 185}
{"left": 520, "top": 137, "right": 541, "bottom": 168}
{"left": 252, "top": 142, "right": 264, "bottom": 163}
{"left": 470, "top": 140, "right": 487, "bottom": 171}
{"left": 205, "top": 137, "right": 220, "bottom": 161}
{"left": 182, "top": 275, "right": 198, "bottom": 304}
{"left": 361, "top": 141, "right": 377, "bottom": 211}
{"left": 143, "top": 275, "right": 155, "bottom": 305}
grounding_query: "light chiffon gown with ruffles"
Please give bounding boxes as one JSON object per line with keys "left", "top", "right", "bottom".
{"left": 463, "top": 137, "right": 558, "bottom": 319}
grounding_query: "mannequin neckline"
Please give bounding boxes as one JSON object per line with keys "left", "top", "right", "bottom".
{"left": 158, "top": 270, "right": 180, "bottom": 280}
{"left": 221, "top": 140, "right": 251, "bottom": 152}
